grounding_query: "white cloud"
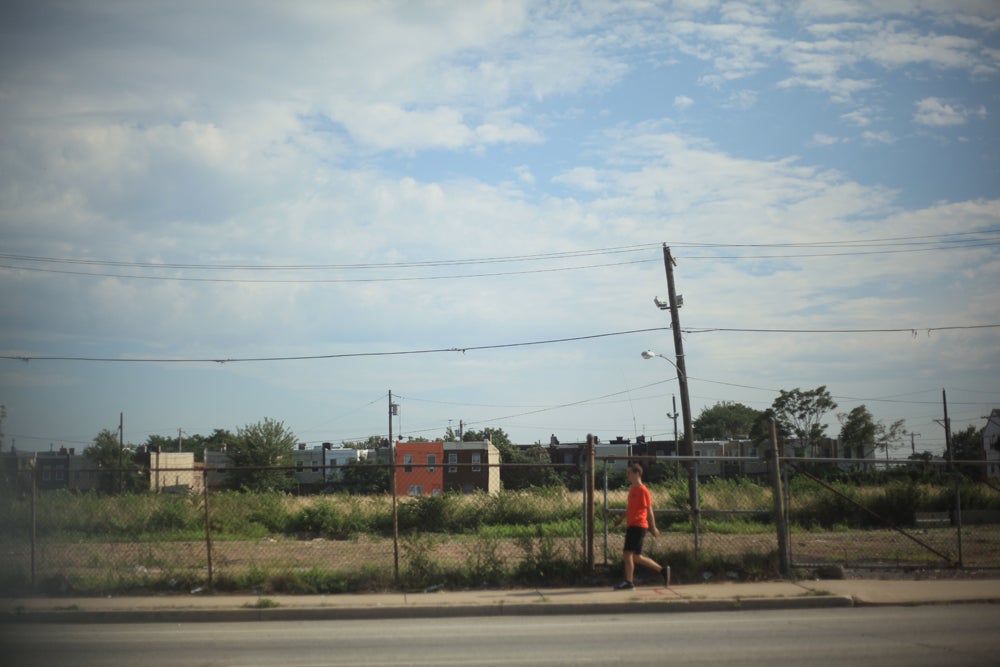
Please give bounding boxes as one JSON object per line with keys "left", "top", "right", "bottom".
{"left": 913, "top": 97, "right": 988, "bottom": 126}
{"left": 841, "top": 107, "right": 874, "bottom": 126}
{"left": 673, "top": 95, "right": 695, "bottom": 110}
{"left": 1, "top": 1, "right": 997, "bottom": 451}
{"left": 861, "top": 130, "right": 896, "bottom": 144}
{"left": 812, "top": 132, "right": 846, "bottom": 146}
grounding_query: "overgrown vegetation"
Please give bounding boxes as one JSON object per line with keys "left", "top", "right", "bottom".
{"left": 2, "top": 473, "right": 997, "bottom": 596}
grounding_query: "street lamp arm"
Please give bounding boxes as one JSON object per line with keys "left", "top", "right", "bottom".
{"left": 641, "top": 350, "right": 685, "bottom": 380}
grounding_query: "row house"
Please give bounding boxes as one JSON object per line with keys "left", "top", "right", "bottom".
{"left": 139, "top": 448, "right": 203, "bottom": 495}
{"left": 1, "top": 448, "right": 73, "bottom": 492}
{"left": 1, "top": 447, "right": 201, "bottom": 494}
{"left": 205, "top": 446, "right": 372, "bottom": 490}
{"left": 524, "top": 437, "right": 770, "bottom": 479}
{"left": 394, "top": 440, "right": 500, "bottom": 496}
{"left": 292, "top": 443, "right": 369, "bottom": 486}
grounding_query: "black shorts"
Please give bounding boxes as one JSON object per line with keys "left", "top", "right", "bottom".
{"left": 624, "top": 526, "right": 646, "bottom": 555}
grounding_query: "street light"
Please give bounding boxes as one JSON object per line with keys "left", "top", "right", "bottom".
{"left": 640, "top": 350, "right": 685, "bottom": 380}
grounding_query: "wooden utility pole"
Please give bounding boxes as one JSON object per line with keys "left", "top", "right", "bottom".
{"left": 661, "top": 244, "right": 699, "bottom": 553}
{"left": 389, "top": 390, "right": 399, "bottom": 579}
{"left": 942, "top": 389, "right": 953, "bottom": 470}
{"left": 118, "top": 412, "right": 124, "bottom": 494}
{"left": 768, "top": 419, "right": 790, "bottom": 576}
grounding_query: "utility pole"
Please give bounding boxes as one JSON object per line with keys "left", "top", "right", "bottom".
{"left": 910, "top": 432, "right": 921, "bottom": 456}
{"left": 118, "top": 412, "right": 124, "bottom": 494}
{"left": 942, "top": 389, "right": 953, "bottom": 470}
{"left": 669, "top": 395, "right": 679, "bottom": 444}
{"left": 178, "top": 428, "right": 184, "bottom": 452}
{"left": 389, "top": 390, "right": 399, "bottom": 579}
{"left": 661, "top": 244, "right": 699, "bottom": 552}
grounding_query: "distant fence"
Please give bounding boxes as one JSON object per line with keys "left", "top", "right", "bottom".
{"left": 2, "top": 454, "right": 998, "bottom": 596}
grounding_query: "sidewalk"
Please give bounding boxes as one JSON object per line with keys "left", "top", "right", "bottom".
{"left": 4, "top": 578, "right": 1000, "bottom": 623}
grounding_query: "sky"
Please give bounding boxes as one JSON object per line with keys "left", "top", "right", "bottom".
{"left": 1, "top": 0, "right": 998, "bottom": 459}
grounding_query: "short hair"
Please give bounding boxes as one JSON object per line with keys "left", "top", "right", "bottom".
{"left": 628, "top": 462, "right": 643, "bottom": 476}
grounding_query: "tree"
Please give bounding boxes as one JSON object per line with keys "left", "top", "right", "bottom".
{"left": 770, "top": 386, "right": 838, "bottom": 456}
{"left": 839, "top": 406, "right": 906, "bottom": 461}
{"left": 875, "top": 418, "right": 906, "bottom": 460}
{"left": 951, "top": 425, "right": 985, "bottom": 479}
{"left": 196, "top": 428, "right": 236, "bottom": 462}
{"left": 341, "top": 435, "right": 384, "bottom": 450}
{"left": 838, "top": 405, "right": 877, "bottom": 458}
{"left": 337, "top": 459, "right": 390, "bottom": 494}
{"left": 227, "top": 418, "right": 297, "bottom": 492}
{"left": 693, "top": 401, "right": 763, "bottom": 440}
{"left": 85, "top": 428, "right": 143, "bottom": 494}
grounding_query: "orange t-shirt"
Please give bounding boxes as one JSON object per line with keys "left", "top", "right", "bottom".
{"left": 626, "top": 483, "right": 652, "bottom": 528}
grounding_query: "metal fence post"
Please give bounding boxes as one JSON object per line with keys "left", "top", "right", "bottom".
{"left": 202, "top": 469, "right": 213, "bottom": 589}
{"left": 585, "top": 434, "right": 595, "bottom": 573}
{"left": 954, "top": 474, "right": 964, "bottom": 567}
{"left": 602, "top": 461, "right": 609, "bottom": 566}
{"left": 30, "top": 458, "right": 37, "bottom": 589}
{"left": 691, "top": 460, "right": 700, "bottom": 559}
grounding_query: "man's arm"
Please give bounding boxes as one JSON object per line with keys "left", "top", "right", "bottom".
{"left": 645, "top": 489, "right": 659, "bottom": 536}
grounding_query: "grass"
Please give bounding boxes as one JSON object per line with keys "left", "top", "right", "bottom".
{"left": 243, "top": 598, "right": 280, "bottom": 609}
{"left": 3, "top": 477, "right": 997, "bottom": 596}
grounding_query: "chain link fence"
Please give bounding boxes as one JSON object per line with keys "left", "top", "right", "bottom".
{"left": 3, "top": 455, "right": 999, "bottom": 596}
{"left": 783, "top": 459, "right": 1000, "bottom": 571}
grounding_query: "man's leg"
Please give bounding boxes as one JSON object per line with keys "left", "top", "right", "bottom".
{"left": 623, "top": 551, "right": 636, "bottom": 583}
{"left": 634, "top": 553, "right": 662, "bottom": 573}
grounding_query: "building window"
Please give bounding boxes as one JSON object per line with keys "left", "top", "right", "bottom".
{"left": 427, "top": 454, "right": 436, "bottom": 473}
{"left": 404, "top": 454, "right": 413, "bottom": 473}
{"left": 296, "top": 461, "right": 303, "bottom": 471}
{"left": 408, "top": 484, "right": 422, "bottom": 496}
{"left": 472, "top": 453, "right": 481, "bottom": 472}
{"left": 448, "top": 453, "right": 458, "bottom": 472}
{"left": 312, "top": 459, "right": 319, "bottom": 472}
{"left": 431, "top": 488, "right": 441, "bottom": 496}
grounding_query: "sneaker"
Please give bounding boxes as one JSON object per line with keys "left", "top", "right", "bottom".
{"left": 661, "top": 564, "right": 671, "bottom": 587}
{"left": 614, "top": 581, "right": 635, "bottom": 590}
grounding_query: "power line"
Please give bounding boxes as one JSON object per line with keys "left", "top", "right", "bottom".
{"left": 1, "top": 230, "right": 997, "bottom": 283}
{"left": 0, "top": 257, "right": 658, "bottom": 283}
{"left": 3, "top": 323, "right": 996, "bottom": 365}
{"left": 0, "top": 327, "right": 671, "bottom": 363}
{"left": 684, "top": 324, "right": 1000, "bottom": 334}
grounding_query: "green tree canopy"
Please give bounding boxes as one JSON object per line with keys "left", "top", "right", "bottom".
{"left": 227, "top": 418, "right": 297, "bottom": 492}
{"left": 838, "top": 405, "right": 905, "bottom": 460}
{"left": 693, "top": 401, "right": 763, "bottom": 440}
{"left": 770, "top": 386, "right": 838, "bottom": 455}
{"left": 85, "top": 428, "right": 143, "bottom": 493}
{"left": 341, "top": 435, "right": 384, "bottom": 449}
{"left": 337, "top": 459, "right": 390, "bottom": 494}
{"left": 838, "top": 405, "right": 877, "bottom": 455}
{"left": 951, "top": 424, "right": 985, "bottom": 479}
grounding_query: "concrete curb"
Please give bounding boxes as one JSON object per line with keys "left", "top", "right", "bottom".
{"left": 2, "top": 595, "right": 857, "bottom": 624}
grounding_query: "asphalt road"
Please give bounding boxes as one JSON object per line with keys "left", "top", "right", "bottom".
{"left": 3, "top": 604, "right": 998, "bottom": 667}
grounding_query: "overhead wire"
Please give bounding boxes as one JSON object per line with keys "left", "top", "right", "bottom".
{"left": 0, "top": 229, "right": 997, "bottom": 283}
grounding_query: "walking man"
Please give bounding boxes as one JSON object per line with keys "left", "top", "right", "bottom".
{"left": 614, "top": 462, "right": 669, "bottom": 590}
